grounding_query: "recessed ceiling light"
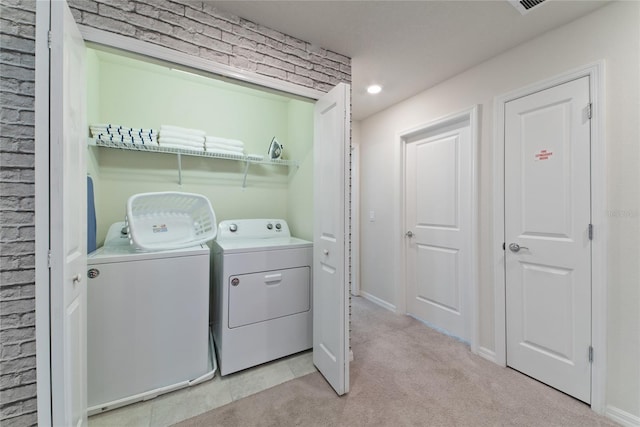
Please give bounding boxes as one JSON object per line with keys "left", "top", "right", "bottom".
{"left": 367, "top": 84, "right": 382, "bottom": 94}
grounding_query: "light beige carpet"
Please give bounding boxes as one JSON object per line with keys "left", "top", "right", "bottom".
{"left": 177, "top": 296, "right": 616, "bottom": 427}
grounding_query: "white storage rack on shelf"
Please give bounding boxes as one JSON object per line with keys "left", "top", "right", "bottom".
{"left": 89, "top": 138, "right": 299, "bottom": 188}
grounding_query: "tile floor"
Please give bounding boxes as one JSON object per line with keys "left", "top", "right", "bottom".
{"left": 88, "top": 350, "right": 316, "bottom": 427}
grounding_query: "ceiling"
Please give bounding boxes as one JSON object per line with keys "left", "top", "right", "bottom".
{"left": 212, "top": 0, "right": 609, "bottom": 120}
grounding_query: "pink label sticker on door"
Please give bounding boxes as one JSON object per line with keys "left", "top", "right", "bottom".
{"left": 535, "top": 149, "right": 553, "bottom": 161}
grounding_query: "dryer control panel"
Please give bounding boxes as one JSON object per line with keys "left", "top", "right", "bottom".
{"left": 217, "top": 219, "right": 291, "bottom": 240}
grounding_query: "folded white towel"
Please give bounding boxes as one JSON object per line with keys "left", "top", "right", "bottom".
{"left": 91, "top": 126, "right": 157, "bottom": 138}
{"left": 126, "top": 137, "right": 158, "bottom": 146}
{"left": 206, "top": 148, "right": 245, "bottom": 158}
{"left": 96, "top": 131, "right": 154, "bottom": 140}
{"left": 204, "top": 142, "right": 244, "bottom": 153}
{"left": 160, "top": 125, "right": 206, "bottom": 138}
{"left": 90, "top": 123, "right": 122, "bottom": 130}
{"left": 91, "top": 125, "right": 154, "bottom": 131}
{"left": 205, "top": 136, "right": 244, "bottom": 148}
{"left": 125, "top": 129, "right": 156, "bottom": 137}
{"left": 90, "top": 128, "right": 117, "bottom": 137}
{"left": 95, "top": 133, "right": 115, "bottom": 142}
{"left": 90, "top": 125, "right": 120, "bottom": 134}
{"left": 160, "top": 143, "right": 205, "bottom": 152}
{"left": 158, "top": 137, "right": 205, "bottom": 148}
{"left": 159, "top": 130, "right": 205, "bottom": 143}
{"left": 97, "top": 134, "right": 158, "bottom": 145}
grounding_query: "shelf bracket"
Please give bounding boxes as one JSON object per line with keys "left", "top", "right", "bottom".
{"left": 177, "top": 153, "right": 182, "bottom": 185}
{"left": 241, "top": 160, "right": 251, "bottom": 189}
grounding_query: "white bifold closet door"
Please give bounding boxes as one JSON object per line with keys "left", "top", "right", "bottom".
{"left": 313, "top": 83, "right": 351, "bottom": 396}
{"left": 49, "top": 0, "right": 88, "bottom": 425}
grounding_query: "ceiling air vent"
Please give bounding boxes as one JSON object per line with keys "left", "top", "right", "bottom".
{"left": 508, "top": 0, "right": 547, "bottom": 15}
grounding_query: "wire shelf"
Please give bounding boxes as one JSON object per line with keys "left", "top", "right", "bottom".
{"left": 90, "top": 138, "right": 298, "bottom": 187}
{"left": 91, "top": 138, "right": 298, "bottom": 167}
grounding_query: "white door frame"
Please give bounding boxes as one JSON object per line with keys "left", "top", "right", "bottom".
{"left": 78, "top": 26, "right": 323, "bottom": 101}
{"left": 394, "top": 106, "right": 479, "bottom": 352}
{"left": 492, "top": 62, "right": 607, "bottom": 413}
{"left": 34, "top": 20, "right": 347, "bottom": 424}
{"left": 34, "top": 1, "right": 52, "bottom": 425}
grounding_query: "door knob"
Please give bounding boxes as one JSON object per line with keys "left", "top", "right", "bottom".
{"left": 508, "top": 243, "right": 529, "bottom": 252}
{"left": 323, "top": 249, "right": 329, "bottom": 255}
{"left": 405, "top": 231, "right": 414, "bottom": 238}
{"left": 72, "top": 274, "right": 82, "bottom": 284}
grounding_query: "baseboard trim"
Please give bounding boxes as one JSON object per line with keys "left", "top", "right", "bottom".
{"left": 605, "top": 405, "right": 640, "bottom": 427}
{"left": 476, "top": 346, "right": 497, "bottom": 363}
{"left": 360, "top": 291, "right": 396, "bottom": 312}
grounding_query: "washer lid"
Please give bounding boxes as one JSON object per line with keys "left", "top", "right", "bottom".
{"left": 88, "top": 242, "right": 209, "bottom": 264}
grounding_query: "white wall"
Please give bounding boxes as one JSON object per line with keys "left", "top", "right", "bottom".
{"left": 359, "top": 1, "right": 639, "bottom": 419}
{"left": 351, "top": 120, "right": 362, "bottom": 295}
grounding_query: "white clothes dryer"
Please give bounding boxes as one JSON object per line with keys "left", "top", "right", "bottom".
{"left": 87, "top": 222, "right": 214, "bottom": 414}
{"left": 210, "top": 219, "right": 313, "bottom": 375}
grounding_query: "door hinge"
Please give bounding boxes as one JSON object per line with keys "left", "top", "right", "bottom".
{"left": 586, "top": 103, "right": 592, "bottom": 119}
{"left": 47, "top": 30, "right": 52, "bottom": 49}
{"left": 588, "top": 223, "right": 593, "bottom": 240}
{"left": 47, "top": 250, "right": 52, "bottom": 268}
{"left": 588, "top": 345, "right": 593, "bottom": 363}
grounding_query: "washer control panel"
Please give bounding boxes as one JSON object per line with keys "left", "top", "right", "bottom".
{"left": 218, "top": 219, "right": 290, "bottom": 240}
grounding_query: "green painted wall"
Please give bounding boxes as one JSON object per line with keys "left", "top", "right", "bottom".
{"left": 85, "top": 49, "right": 102, "bottom": 231}
{"left": 87, "top": 48, "right": 314, "bottom": 244}
{"left": 286, "top": 100, "right": 314, "bottom": 241}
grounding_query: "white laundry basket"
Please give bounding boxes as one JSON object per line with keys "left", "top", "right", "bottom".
{"left": 126, "top": 192, "right": 217, "bottom": 250}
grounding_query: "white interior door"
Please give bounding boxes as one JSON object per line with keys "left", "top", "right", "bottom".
{"left": 405, "top": 125, "right": 472, "bottom": 341}
{"left": 49, "top": 1, "right": 88, "bottom": 425}
{"left": 313, "top": 83, "right": 350, "bottom": 395}
{"left": 505, "top": 76, "right": 591, "bottom": 403}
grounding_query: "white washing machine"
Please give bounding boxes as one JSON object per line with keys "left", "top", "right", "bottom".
{"left": 210, "top": 219, "right": 313, "bottom": 375}
{"left": 87, "top": 222, "right": 214, "bottom": 414}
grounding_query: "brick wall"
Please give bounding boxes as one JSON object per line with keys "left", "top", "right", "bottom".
{"left": 68, "top": 0, "right": 351, "bottom": 91}
{"left": 0, "top": 0, "right": 38, "bottom": 425}
{"left": 0, "top": 1, "right": 350, "bottom": 425}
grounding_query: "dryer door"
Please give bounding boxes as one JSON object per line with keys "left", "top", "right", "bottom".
{"left": 228, "top": 267, "right": 311, "bottom": 328}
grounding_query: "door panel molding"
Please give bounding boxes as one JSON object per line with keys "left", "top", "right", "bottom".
{"left": 395, "top": 105, "right": 479, "bottom": 353}
{"left": 493, "top": 62, "right": 606, "bottom": 413}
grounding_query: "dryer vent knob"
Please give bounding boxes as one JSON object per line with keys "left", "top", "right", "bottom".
{"left": 267, "top": 223, "right": 273, "bottom": 230}
{"left": 229, "top": 223, "right": 238, "bottom": 232}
